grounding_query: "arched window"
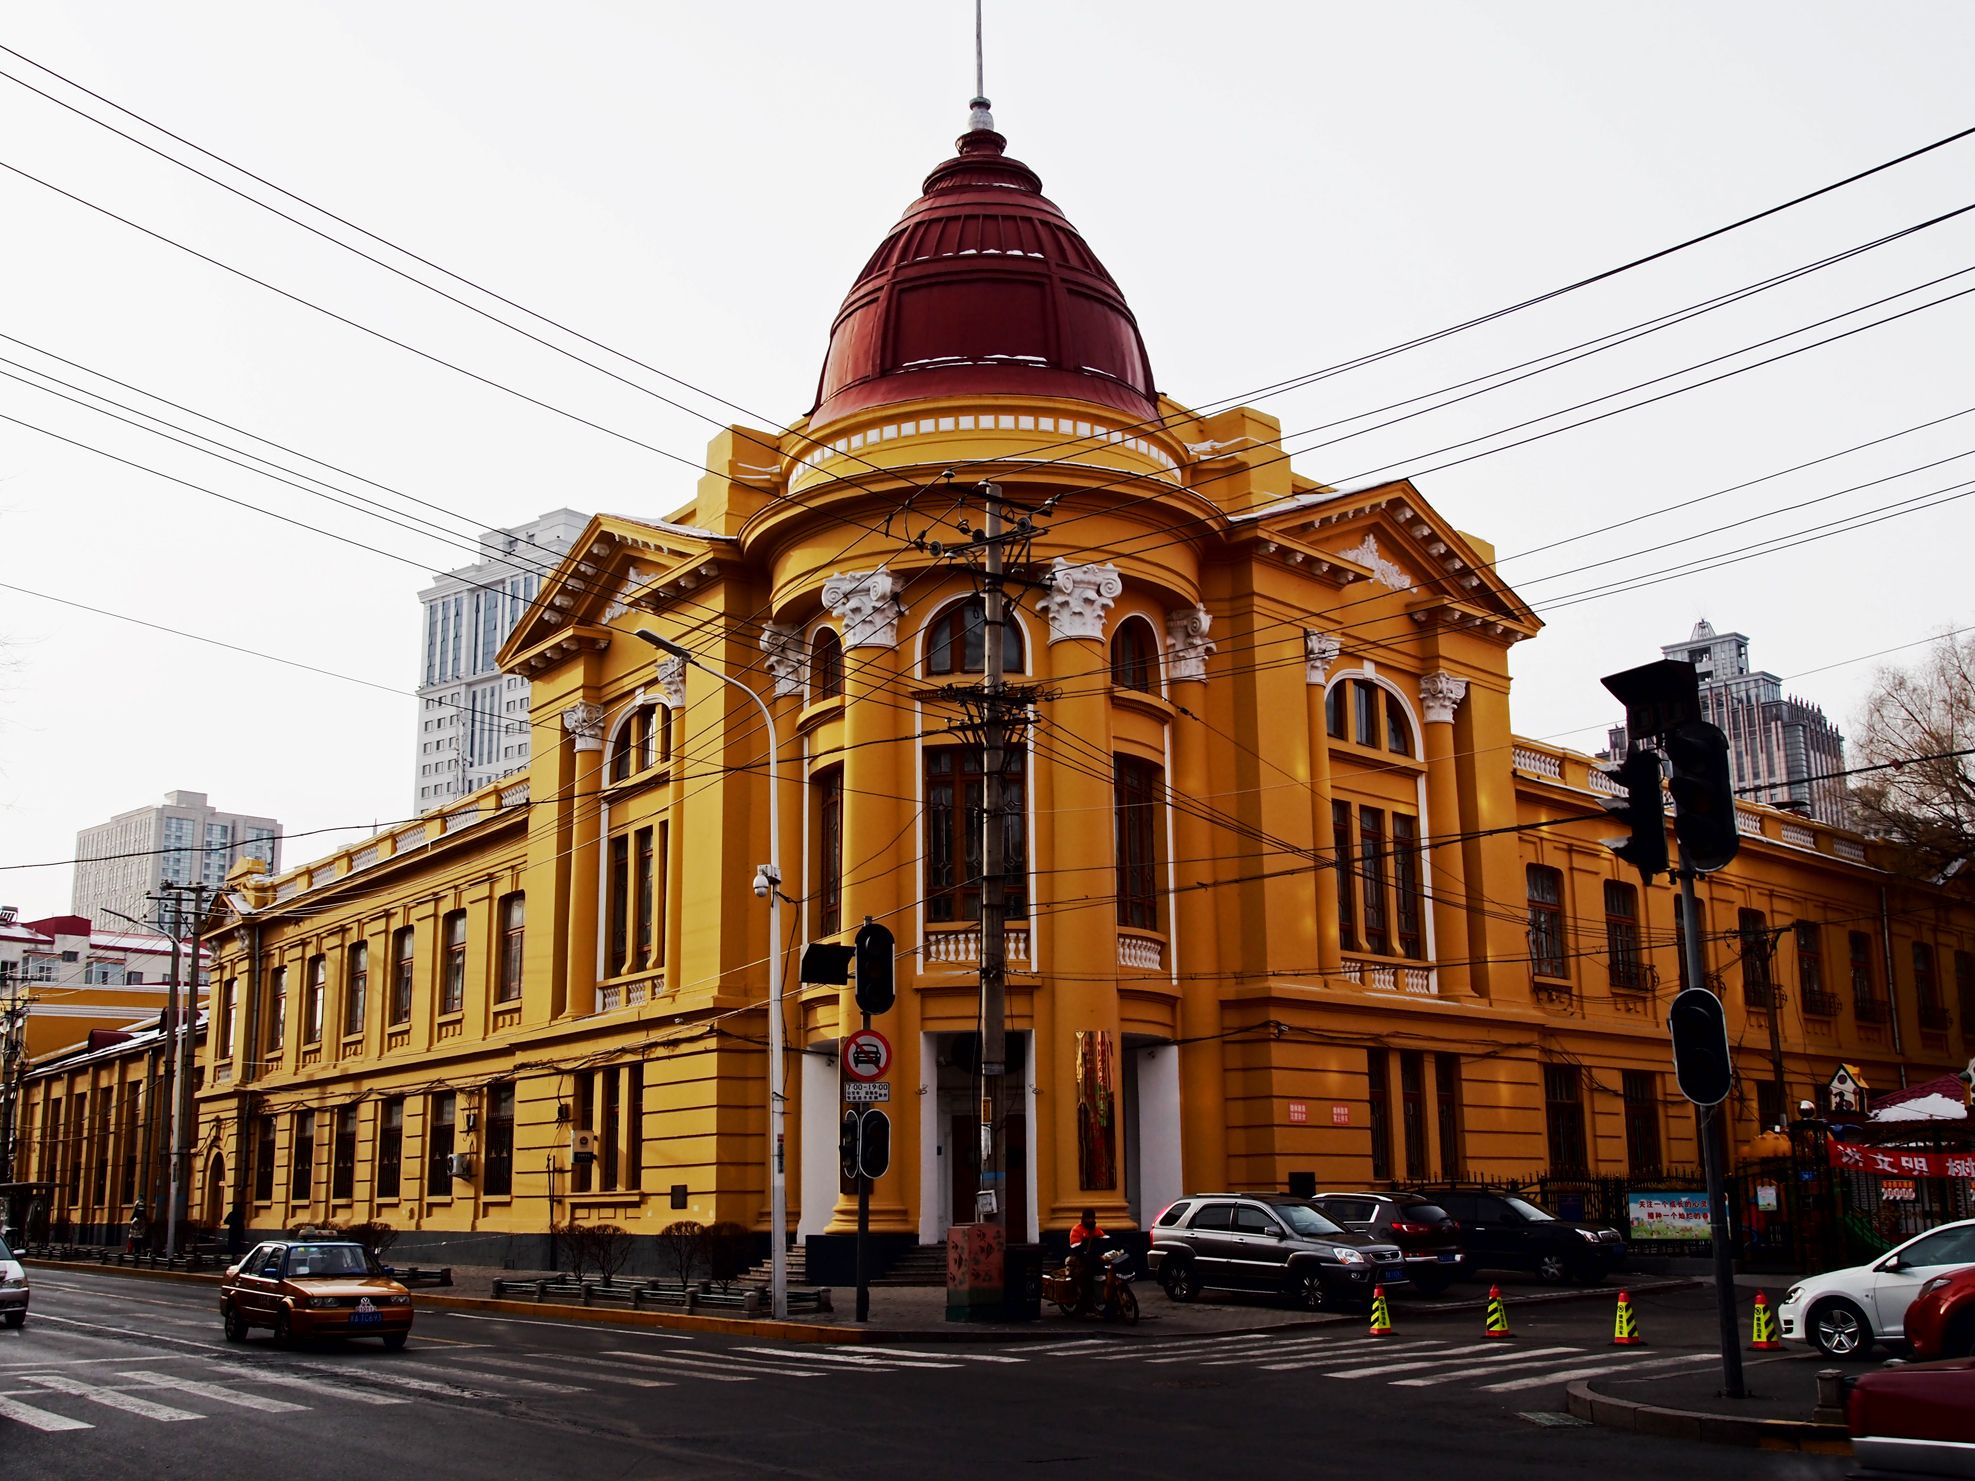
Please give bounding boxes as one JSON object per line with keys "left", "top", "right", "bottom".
{"left": 925, "top": 597, "right": 1026, "bottom": 676}
{"left": 1384, "top": 690, "right": 1414, "bottom": 757}
{"left": 1325, "top": 682, "right": 1347, "bottom": 739}
{"left": 609, "top": 703, "right": 668, "bottom": 783}
{"left": 1109, "top": 616, "right": 1159, "bottom": 693}
{"left": 811, "top": 627, "right": 843, "bottom": 700}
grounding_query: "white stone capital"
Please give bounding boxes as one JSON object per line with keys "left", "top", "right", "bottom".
{"left": 759, "top": 622, "right": 805, "bottom": 699}
{"left": 562, "top": 701, "right": 607, "bottom": 752}
{"left": 1420, "top": 670, "right": 1468, "bottom": 724}
{"left": 1303, "top": 630, "right": 1342, "bottom": 686}
{"left": 654, "top": 657, "right": 688, "bottom": 709}
{"left": 1166, "top": 606, "right": 1217, "bottom": 683}
{"left": 821, "top": 568, "right": 904, "bottom": 649}
{"left": 1035, "top": 558, "right": 1123, "bottom": 643}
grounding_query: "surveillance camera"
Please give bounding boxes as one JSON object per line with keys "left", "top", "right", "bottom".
{"left": 751, "top": 863, "right": 779, "bottom": 899}
{"left": 752, "top": 874, "right": 771, "bottom": 899}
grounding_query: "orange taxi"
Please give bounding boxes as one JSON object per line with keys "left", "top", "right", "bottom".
{"left": 219, "top": 1239, "right": 413, "bottom": 1349}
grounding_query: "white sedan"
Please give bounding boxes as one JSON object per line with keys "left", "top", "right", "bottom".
{"left": 1778, "top": 1218, "right": 1975, "bottom": 1357}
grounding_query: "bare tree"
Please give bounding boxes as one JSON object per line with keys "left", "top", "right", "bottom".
{"left": 1852, "top": 631, "right": 1975, "bottom": 876}
{"left": 701, "top": 1222, "right": 752, "bottom": 1291}
{"left": 658, "top": 1220, "right": 705, "bottom": 1291}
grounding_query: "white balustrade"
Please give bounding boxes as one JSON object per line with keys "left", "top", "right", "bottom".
{"left": 1117, "top": 934, "right": 1164, "bottom": 971}
{"left": 1511, "top": 746, "right": 1564, "bottom": 779}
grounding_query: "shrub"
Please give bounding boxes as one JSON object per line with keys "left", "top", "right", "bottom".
{"left": 702, "top": 1222, "right": 753, "bottom": 1290}
{"left": 658, "top": 1220, "right": 706, "bottom": 1290}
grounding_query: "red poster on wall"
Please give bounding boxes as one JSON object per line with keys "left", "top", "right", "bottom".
{"left": 1828, "top": 1139, "right": 1975, "bottom": 1179}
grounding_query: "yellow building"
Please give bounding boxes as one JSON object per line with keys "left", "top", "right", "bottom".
{"left": 61, "top": 109, "right": 1960, "bottom": 1268}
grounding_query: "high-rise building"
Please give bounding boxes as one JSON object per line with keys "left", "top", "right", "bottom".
{"left": 414, "top": 509, "right": 588, "bottom": 813}
{"left": 1609, "top": 619, "right": 1849, "bottom": 826}
{"left": 71, "top": 791, "right": 281, "bottom": 926}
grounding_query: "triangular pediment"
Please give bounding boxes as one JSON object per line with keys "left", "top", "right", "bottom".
{"left": 1242, "top": 478, "right": 1541, "bottom": 642}
{"left": 498, "top": 513, "right": 740, "bottom": 669}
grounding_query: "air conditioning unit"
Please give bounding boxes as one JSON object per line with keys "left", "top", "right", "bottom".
{"left": 446, "top": 1153, "right": 473, "bottom": 1178}
{"left": 570, "top": 1129, "right": 598, "bottom": 1164}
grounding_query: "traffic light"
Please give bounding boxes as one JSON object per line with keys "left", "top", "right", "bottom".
{"left": 1667, "top": 987, "right": 1733, "bottom": 1105}
{"left": 1600, "top": 748, "right": 1668, "bottom": 885}
{"left": 858, "top": 1110, "right": 891, "bottom": 1180}
{"left": 1663, "top": 720, "right": 1740, "bottom": 873}
{"left": 853, "top": 921, "right": 896, "bottom": 1016}
{"left": 840, "top": 1110, "right": 860, "bottom": 1181}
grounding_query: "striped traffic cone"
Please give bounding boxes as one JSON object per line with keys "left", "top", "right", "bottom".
{"left": 1749, "top": 1291, "right": 1783, "bottom": 1351}
{"left": 1367, "top": 1284, "right": 1395, "bottom": 1336}
{"left": 1612, "top": 1290, "right": 1644, "bottom": 1346}
{"left": 1484, "top": 1285, "right": 1512, "bottom": 1338}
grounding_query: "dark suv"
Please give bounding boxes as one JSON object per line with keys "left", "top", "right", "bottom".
{"left": 1310, "top": 1192, "right": 1466, "bottom": 1294}
{"left": 1147, "top": 1194, "right": 1407, "bottom": 1310}
{"left": 1427, "top": 1189, "right": 1626, "bottom": 1284}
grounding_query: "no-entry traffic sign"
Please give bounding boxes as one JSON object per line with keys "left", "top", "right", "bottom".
{"left": 842, "top": 1028, "right": 892, "bottom": 1082}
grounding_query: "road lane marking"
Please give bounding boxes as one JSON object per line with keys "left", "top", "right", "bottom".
{"left": 456, "top": 1354, "right": 672, "bottom": 1388}
{"left": 848, "top": 1345, "right": 1027, "bottom": 1363}
{"left": 1330, "top": 1344, "right": 1580, "bottom": 1379}
{"left": 1474, "top": 1351, "right": 1716, "bottom": 1392}
{"left": 602, "top": 1350, "right": 812, "bottom": 1380}
{"left": 733, "top": 1346, "right": 960, "bottom": 1370}
{"left": 417, "top": 1363, "right": 589, "bottom": 1394}
{"left": 1012, "top": 1339, "right": 1110, "bottom": 1353}
{"left": 123, "top": 1370, "right": 308, "bottom": 1412}
{"left": 0, "top": 1355, "right": 180, "bottom": 1371}
{"left": 23, "top": 1373, "right": 202, "bottom": 1421}
{"left": 429, "top": 1312, "right": 693, "bottom": 1339}
{"left": 256, "top": 1357, "right": 499, "bottom": 1399}
{"left": 0, "top": 1393, "right": 93, "bottom": 1431}
{"left": 1246, "top": 1339, "right": 1446, "bottom": 1370}
{"left": 208, "top": 1364, "right": 410, "bottom": 1405}
{"left": 1388, "top": 1349, "right": 1617, "bottom": 1387}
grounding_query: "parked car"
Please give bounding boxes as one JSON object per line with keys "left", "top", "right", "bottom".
{"left": 1309, "top": 1192, "right": 1466, "bottom": 1293}
{"left": 1778, "top": 1218, "right": 1975, "bottom": 1358}
{"left": 1422, "top": 1189, "right": 1625, "bottom": 1284}
{"left": 219, "top": 1239, "right": 414, "bottom": 1348}
{"left": 0, "top": 1233, "right": 27, "bottom": 1328}
{"left": 1845, "top": 1357, "right": 1975, "bottom": 1477}
{"left": 1905, "top": 1265, "right": 1975, "bottom": 1361}
{"left": 1146, "top": 1194, "right": 1407, "bottom": 1310}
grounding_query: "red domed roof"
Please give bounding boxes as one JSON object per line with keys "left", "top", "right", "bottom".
{"left": 810, "top": 126, "right": 1159, "bottom": 430}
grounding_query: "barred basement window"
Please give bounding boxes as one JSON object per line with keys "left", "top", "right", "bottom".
{"left": 1622, "top": 1070, "right": 1661, "bottom": 1172}
{"left": 1543, "top": 1064, "right": 1587, "bottom": 1172}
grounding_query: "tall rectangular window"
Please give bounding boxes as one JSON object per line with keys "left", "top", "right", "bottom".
{"left": 485, "top": 1083, "right": 515, "bottom": 1197}
{"left": 924, "top": 746, "right": 1028, "bottom": 923}
{"left": 1797, "top": 923, "right": 1824, "bottom": 1006}
{"left": 1359, "top": 807, "right": 1390, "bottom": 955}
{"left": 267, "top": 966, "right": 287, "bottom": 1054}
{"left": 814, "top": 768, "right": 843, "bottom": 939}
{"left": 1738, "top": 908, "right": 1772, "bottom": 1007}
{"left": 1399, "top": 1050, "right": 1426, "bottom": 1179}
{"left": 1543, "top": 1064, "right": 1586, "bottom": 1172}
{"left": 573, "top": 1073, "right": 595, "bottom": 1194}
{"left": 626, "top": 1063, "right": 643, "bottom": 1190}
{"left": 1526, "top": 865, "right": 1567, "bottom": 979}
{"left": 253, "top": 1114, "right": 276, "bottom": 1202}
{"left": 344, "top": 941, "right": 368, "bottom": 1037}
{"left": 1113, "top": 755, "right": 1161, "bottom": 931}
{"left": 217, "top": 977, "right": 237, "bottom": 1058}
{"left": 290, "top": 1111, "right": 315, "bottom": 1202}
{"left": 601, "top": 1068, "right": 621, "bottom": 1191}
{"left": 427, "top": 1093, "right": 456, "bottom": 1196}
{"left": 120, "top": 1091, "right": 138, "bottom": 1204}
{"left": 497, "top": 893, "right": 525, "bottom": 1003}
{"left": 1914, "top": 942, "right": 1946, "bottom": 1027}
{"left": 1332, "top": 800, "right": 1356, "bottom": 951}
{"left": 1957, "top": 950, "right": 1975, "bottom": 1035}
{"left": 1352, "top": 681, "right": 1378, "bottom": 748}
{"left": 441, "top": 910, "right": 466, "bottom": 1015}
{"left": 1434, "top": 1053, "right": 1462, "bottom": 1176}
{"left": 1392, "top": 814, "right": 1424, "bottom": 960}
{"left": 1849, "top": 930, "right": 1879, "bottom": 1020}
{"left": 627, "top": 827, "right": 653, "bottom": 972}
{"left": 1604, "top": 881, "right": 1643, "bottom": 989}
{"left": 390, "top": 926, "right": 415, "bottom": 1025}
{"left": 332, "top": 1106, "right": 357, "bottom": 1201}
{"left": 608, "top": 833, "right": 630, "bottom": 974}
{"left": 1324, "top": 682, "right": 1346, "bottom": 738}
{"left": 376, "top": 1098, "right": 403, "bottom": 1200}
{"left": 1366, "top": 1050, "right": 1391, "bottom": 1182}
{"left": 304, "top": 954, "right": 326, "bottom": 1043}
{"left": 1622, "top": 1070, "right": 1661, "bottom": 1173}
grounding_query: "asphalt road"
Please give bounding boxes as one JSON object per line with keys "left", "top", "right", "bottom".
{"left": 4, "top": 1272, "right": 1852, "bottom": 1480}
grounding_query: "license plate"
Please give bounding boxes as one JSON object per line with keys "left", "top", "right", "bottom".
{"left": 350, "top": 1302, "right": 381, "bottom": 1325}
{"left": 1437, "top": 1252, "right": 1459, "bottom": 1263}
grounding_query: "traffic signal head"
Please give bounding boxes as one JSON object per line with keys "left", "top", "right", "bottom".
{"left": 1667, "top": 987, "right": 1733, "bottom": 1105}
{"left": 1663, "top": 720, "right": 1740, "bottom": 873}
{"left": 858, "top": 1110, "right": 891, "bottom": 1180}
{"left": 853, "top": 921, "right": 896, "bottom": 1017}
{"left": 1600, "top": 748, "right": 1668, "bottom": 885}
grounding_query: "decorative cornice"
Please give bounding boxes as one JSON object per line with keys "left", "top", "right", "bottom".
{"left": 1334, "top": 532, "right": 1414, "bottom": 592}
{"left": 1420, "top": 671, "right": 1468, "bottom": 724}
{"left": 1303, "top": 630, "right": 1342, "bottom": 687}
{"left": 822, "top": 568, "right": 904, "bottom": 649}
{"left": 1035, "top": 558, "right": 1123, "bottom": 643}
{"left": 1166, "top": 607, "right": 1216, "bottom": 683}
{"left": 759, "top": 623, "right": 805, "bottom": 698}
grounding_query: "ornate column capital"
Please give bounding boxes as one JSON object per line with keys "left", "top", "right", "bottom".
{"left": 562, "top": 701, "right": 607, "bottom": 752}
{"left": 1035, "top": 557, "right": 1123, "bottom": 643}
{"left": 653, "top": 657, "right": 688, "bottom": 709}
{"left": 821, "top": 568, "right": 904, "bottom": 649}
{"left": 1166, "top": 606, "right": 1217, "bottom": 682}
{"left": 1303, "top": 630, "right": 1343, "bottom": 687}
{"left": 759, "top": 622, "right": 805, "bottom": 698}
{"left": 1420, "top": 670, "right": 1469, "bottom": 724}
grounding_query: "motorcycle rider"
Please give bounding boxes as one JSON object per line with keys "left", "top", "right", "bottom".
{"left": 1068, "top": 1208, "right": 1106, "bottom": 1309}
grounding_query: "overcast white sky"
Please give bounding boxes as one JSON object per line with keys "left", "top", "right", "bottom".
{"left": 3, "top": 1, "right": 1972, "bottom": 915}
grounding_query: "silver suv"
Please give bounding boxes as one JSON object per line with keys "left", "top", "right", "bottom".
{"left": 1146, "top": 1194, "right": 1407, "bottom": 1310}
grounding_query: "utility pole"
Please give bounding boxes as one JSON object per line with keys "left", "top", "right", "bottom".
{"left": 0, "top": 960, "right": 23, "bottom": 1184}
{"left": 159, "top": 882, "right": 207, "bottom": 1258}
{"left": 977, "top": 485, "right": 1008, "bottom": 1243}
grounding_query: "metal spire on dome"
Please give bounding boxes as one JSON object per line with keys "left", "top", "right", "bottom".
{"left": 968, "top": 0, "right": 994, "bottom": 131}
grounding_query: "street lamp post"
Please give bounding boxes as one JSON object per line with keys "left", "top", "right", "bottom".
{"left": 635, "top": 629, "right": 788, "bottom": 1321}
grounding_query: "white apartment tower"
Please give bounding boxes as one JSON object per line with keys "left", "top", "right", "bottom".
{"left": 71, "top": 791, "right": 282, "bottom": 926}
{"left": 415, "top": 508, "right": 588, "bottom": 812}
{"left": 1610, "top": 619, "right": 1849, "bottom": 828}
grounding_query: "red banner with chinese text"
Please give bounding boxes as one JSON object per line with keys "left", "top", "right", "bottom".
{"left": 1827, "top": 1139, "right": 1975, "bottom": 1180}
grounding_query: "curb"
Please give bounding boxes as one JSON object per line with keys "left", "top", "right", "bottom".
{"left": 1565, "top": 1379, "right": 1851, "bottom": 1452}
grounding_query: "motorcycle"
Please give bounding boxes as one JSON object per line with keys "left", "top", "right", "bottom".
{"left": 1043, "top": 1245, "right": 1139, "bottom": 1323}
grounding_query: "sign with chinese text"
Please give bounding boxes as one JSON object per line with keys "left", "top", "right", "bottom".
{"left": 1287, "top": 1102, "right": 1308, "bottom": 1124}
{"left": 1828, "top": 1139, "right": 1975, "bottom": 1180}
{"left": 1626, "top": 1191, "right": 1712, "bottom": 1241}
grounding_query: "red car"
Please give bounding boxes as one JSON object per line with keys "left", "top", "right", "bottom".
{"left": 1904, "top": 1265, "right": 1975, "bottom": 1360}
{"left": 1846, "top": 1358, "right": 1975, "bottom": 1477}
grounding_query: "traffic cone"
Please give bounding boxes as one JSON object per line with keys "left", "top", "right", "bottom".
{"left": 1612, "top": 1290, "right": 1644, "bottom": 1346}
{"left": 1749, "top": 1291, "right": 1782, "bottom": 1351}
{"left": 1367, "top": 1284, "right": 1395, "bottom": 1336}
{"left": 1484, "top": 1284, "right": 1512, "bottom": 1338}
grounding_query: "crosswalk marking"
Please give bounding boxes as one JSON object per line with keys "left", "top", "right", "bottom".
{"left": 23, "top": 1373, "right": 202, "bottom": 1422}
{"left": 444, "top": 1353, "right": 671, "bottom": 1388}
{"left": 1474, "top": 1351, "right": 1716, "bottom": 1393}
{"left": 601, "top": 1350, "right": 803, "bottom": 1381}
{"left": 1249, "top": 1339, "right": 1447, "bottom": 1370}
{"left": 210, "top": 1364, "right": 411, "bottom": 1405}
{"left": 123, "top": 1370, "right": 308, "bottom": 1413}
{"left": 850, "top": 1345, "right": 1028, "bottom": 1364}
{"left": 417, "top": 1363, "right": 589, "bottom": 1394}
{"left": 734, "top": 1346, "right": 960, "bottom": 1370}
{"left": 258, "top": 1357, "right": 497, "bottom": 1400}
{"left": 1331, "top": 1344, "right": 1579, "bottom": 1380}
{"left": 0, "top": 1393, "right": 93, "bottom": 1432}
